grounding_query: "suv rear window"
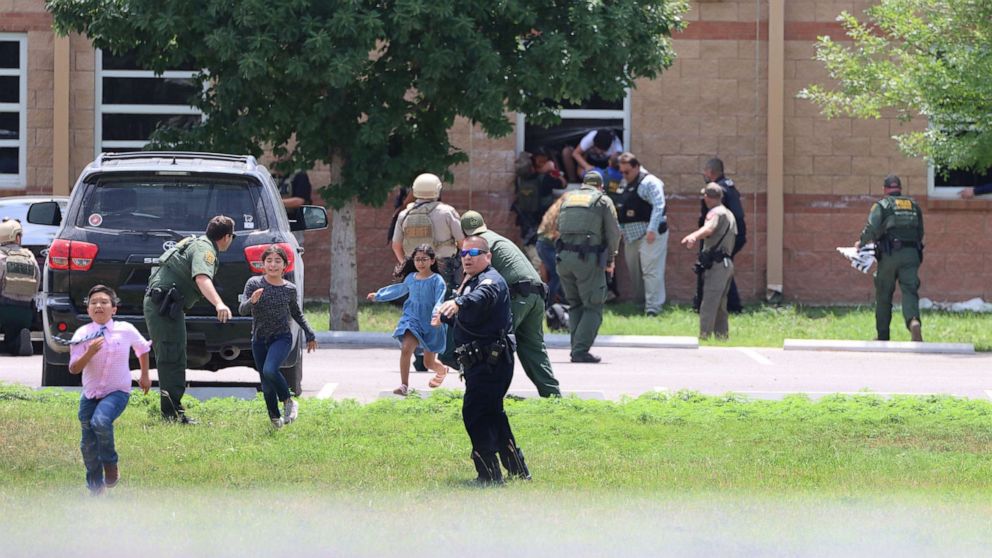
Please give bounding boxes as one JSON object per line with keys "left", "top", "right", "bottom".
{"left": 76, "top": 178, "right": 268, "bottom": 232}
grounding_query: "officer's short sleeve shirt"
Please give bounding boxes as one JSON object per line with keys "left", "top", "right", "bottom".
{"left": 190, "top": 237, "right": 219, "bottom": 280}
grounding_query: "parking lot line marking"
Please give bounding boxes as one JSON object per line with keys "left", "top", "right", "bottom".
{"left": 316, "top": 383, "right": 338, "bottom": 400}
{"left": 738, "top": 348, "right": 772, "bottom": 365}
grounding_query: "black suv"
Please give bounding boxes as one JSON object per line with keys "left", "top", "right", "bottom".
{"left": 28, "top": 152, "right": 327, "bottom": 394}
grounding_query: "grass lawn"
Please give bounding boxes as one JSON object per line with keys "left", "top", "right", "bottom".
{"left": 3, "top": 385, "right": 991, "bottom": 495}
{"left": 5, "top": 385, "right": 991, "bottom": 555}
{"left": 305, "top": 302, "right": 992, "bottom": 350}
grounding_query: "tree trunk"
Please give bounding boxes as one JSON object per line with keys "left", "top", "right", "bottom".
{"left": 329, "top": 200, "right": 359, "bottom": 331}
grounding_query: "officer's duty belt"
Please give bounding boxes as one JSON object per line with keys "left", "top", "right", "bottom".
{"left": 510, "top": 280, "right": 547, "bottom": 300}
{"left": 555, "top": 240, "right": 605, "bottom": 255}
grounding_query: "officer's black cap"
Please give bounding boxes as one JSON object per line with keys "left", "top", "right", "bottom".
{"left": 883, "top": 175, "right": 901, "bottom": 189}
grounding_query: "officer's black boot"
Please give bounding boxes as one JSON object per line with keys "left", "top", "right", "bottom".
{"left": 160, "top": 392, "right": 180, "bottom": 421}
{"left": 499, "top": 442, "right": 531, "bottom": 481}
{"left": 471, "top": 451, "right": 504, "bottom": 486}
{"left": 413, "top": 352, "right": 428, "bottom": 372}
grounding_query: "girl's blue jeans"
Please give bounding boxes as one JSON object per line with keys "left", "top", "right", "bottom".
{"left": 252, "top": 332, "right": 293, "bottom": 418}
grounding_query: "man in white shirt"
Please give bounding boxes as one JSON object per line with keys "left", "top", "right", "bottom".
{"left": 562, "top": 129, "right": 623, "bottom": 183}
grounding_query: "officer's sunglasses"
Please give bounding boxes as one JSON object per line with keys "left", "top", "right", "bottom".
{"left": 459, "top": 248, "right": 489, "bottom": 257}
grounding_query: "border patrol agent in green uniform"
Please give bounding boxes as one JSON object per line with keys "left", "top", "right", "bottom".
{"left": 555, "top": 172, "right": 622, "bottom": 363}
{"left": 460, "top": 211, "right": 561, "bottom": 397}
{"left": 857, "top": 175, "right": 925, "bottom": 342}
{"left": 143, "top": 216, "right": 235, "bottom": 421}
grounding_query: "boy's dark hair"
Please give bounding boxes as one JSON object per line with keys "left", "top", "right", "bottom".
{"left": 593, "top": 129, "right": 615, "bottom": 151}
{"left": 206, "top": 215, "right": 235, "bottom": 241}
{"left": 261, "top": 244, "right": 289, "bottom": 266}
{"left": 394, "top": 243, "right": 441, "bottom": 279}
{"left": 86, "top": 284, "right": 119, "bottom": 307}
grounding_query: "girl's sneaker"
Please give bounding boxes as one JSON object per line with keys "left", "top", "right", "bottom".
{"left": 283, "top": 398, "right": 298, "bottom": 424}
{"left": 270, "top": 417, "right": 284, "bottom": 429}
{"left": 393, "top": 384, "right": 409, "bottom": 396}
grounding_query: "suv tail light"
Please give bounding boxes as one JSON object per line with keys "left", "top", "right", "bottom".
{"left": 48, "top": 239, "right": 99, "bottom": 271}
{"left": 244, "top": 243, "right": 295, "bottom": 274}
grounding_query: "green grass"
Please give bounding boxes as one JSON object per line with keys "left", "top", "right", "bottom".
{"left": 3, "top": 385, "right": 991, "bottom": 495}
{"left": 305, "top": 302, "right": 992, "bottom": 350}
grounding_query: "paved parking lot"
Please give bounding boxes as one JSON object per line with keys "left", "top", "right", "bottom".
{"left": 3, "top": 343, "right": 991, "bottom": 402}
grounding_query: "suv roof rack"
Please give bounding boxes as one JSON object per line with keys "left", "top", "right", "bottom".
{"left": 96, "top": 151, "right": 259, "bottom": 170}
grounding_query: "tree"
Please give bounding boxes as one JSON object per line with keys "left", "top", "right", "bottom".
{"left": 48, "top": 0, "right": 687, "bottom": 329}
{"left": 799, "top": 0, "right": 992, "bottom": 173}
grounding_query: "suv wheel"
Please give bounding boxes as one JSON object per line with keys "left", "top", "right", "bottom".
{"left": 42, "top": 343, "right": 78, "bottom": 387}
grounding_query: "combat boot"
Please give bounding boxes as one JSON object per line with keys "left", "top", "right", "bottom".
{"left": 499, "top": 442, "right": 531, "bottom": 481}
{"left": 471, "top": 451, "right": 504, "bottom": 486}
{"left": 909, "top": 319, "right": 923, "bottom": 342}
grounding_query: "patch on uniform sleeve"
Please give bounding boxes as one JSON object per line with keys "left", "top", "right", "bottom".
{"left": 204, "top": 251, "right": 216, "bottom": 265}
{"left": 480, "top": 279, "right": 494, "bottom": 286}
{"left": 870, "top": 203, "right": 879, "bottom": 212}
{"left": 894, "top": 199, "right": 912, "bottom": 210}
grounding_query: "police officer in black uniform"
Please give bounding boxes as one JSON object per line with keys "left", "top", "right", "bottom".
{"left": 695, "top": 157, "right": 746, "bottom": 313}
{"left": 433, "top": 236, "right": 530, "bottom": 484}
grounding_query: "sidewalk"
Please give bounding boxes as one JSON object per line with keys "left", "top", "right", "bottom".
{"left": 315, "top": 331, "right": 698, "bottom": 349}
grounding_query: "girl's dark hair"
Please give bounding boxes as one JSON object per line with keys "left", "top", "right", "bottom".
{"left": 393, "top": 243, "right": 441, "bottom": 279}
{"left": 261, "top": 244, "right": 289, "bottom": 266}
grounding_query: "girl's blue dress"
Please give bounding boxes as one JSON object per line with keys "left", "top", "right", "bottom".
{"left": 373, "top": 272, "right": 447, "bottom": 353}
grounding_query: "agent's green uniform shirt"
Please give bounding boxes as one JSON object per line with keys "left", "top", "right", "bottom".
{"left": 555, "top": 185, "right": 621, "bottom": 357}
{"left": 144, "top": 235, "right": 220, "bottom": 418}
{"left": 478, "top": 229, "right": 560, "bottom": 397}
{"left": 859, "top": 194, "right": 924, "bottom": 340}
{"left": 149, "top": 236, "right": 219, "bottom": 308}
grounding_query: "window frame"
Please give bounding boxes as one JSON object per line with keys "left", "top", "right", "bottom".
{"left": 0, "top": 34, "right": 28, "bottom": 189}
{"left": 515, "top": 90, "right": 632, "bottom": 160}
{"left": 927, "top": 163, "right": 992, "bottom": 200}
{"left": 94, "top": 49, "right": 203, "bottom": 156}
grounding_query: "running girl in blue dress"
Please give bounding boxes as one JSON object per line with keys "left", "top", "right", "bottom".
{"left": 367, "top": 244, "right": 448, "bottom": 395}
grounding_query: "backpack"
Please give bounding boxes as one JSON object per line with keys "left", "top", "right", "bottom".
{"left": 545, "top": 303, "right": 570, "bottom": 332}
{"left": 0, "top": 246, "right": 39, "bottom": 303}
{"left": 515, "top": 174, "right": 543, "bottom": 214}
{"left": 401, "top": 200, "right": 439, "bottom": 256}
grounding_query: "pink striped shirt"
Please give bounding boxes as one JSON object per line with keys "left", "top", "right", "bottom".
{"left": 70, "top": 320, "right": 152, "bottom": 399}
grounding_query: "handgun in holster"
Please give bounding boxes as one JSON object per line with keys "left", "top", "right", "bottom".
{"left": 157, "top": 286, "right": 185, "bottom": 320}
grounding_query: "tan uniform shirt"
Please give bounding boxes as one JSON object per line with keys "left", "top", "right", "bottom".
{"left": 392, "top": 200, "right": 464, "bottom": 258}
{"left": 701, "top": 205, "right": 737, "bottom": 255}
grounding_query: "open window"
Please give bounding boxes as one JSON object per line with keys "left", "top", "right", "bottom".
{"left": 515, "top": 92, "right": 631, "bottom": 183}
{"left": 928, "top": 164, "right": 992, "bottom": 199}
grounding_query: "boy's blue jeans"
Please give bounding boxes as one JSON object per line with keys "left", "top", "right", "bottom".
{"left": 79, "top": 390, "right": 130, "bottom": 491}
{"left": 252, "top": 333, "right": 293, "bottom": 419}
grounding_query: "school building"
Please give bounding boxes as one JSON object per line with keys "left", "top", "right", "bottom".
{"left": 3, "top": 0, "right": 990, "bottom": 304}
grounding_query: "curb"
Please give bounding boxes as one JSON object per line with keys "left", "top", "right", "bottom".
{"left": 783, "top": 339, "right": 975, "bottom": 354}
{"left": 315, "top": 331, "right": 699, "bottom": 350}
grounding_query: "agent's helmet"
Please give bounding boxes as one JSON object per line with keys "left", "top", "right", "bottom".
{"left": 0, "top": 218, "right": 22, "bottom": 244}
{"left": 412, "top": 173, "right": 443, "bottom": 200}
